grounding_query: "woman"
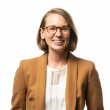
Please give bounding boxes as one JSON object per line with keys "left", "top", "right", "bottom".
{"left": 11, "top": 8, "right": 104, "bottom": 110}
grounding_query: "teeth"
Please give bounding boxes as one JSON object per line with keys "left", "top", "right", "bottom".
{"left": 53, "top": 40, "right": 64, "bottom": 42}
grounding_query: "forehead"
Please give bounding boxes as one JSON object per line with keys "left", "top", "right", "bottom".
{"left": 45, "top": 14, "right": 68, "bottom": 26}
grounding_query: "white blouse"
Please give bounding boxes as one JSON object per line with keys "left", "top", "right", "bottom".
{"left": 44, "top": 65, "right": 67, "bottom": 110}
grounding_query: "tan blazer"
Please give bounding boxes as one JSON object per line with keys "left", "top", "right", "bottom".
{"left": 11, "top": 52, "right": 104, "bottom": 110}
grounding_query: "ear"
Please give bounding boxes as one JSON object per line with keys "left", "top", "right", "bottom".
{"left": 40, "top": 28, "right": 45, "bottom": 39}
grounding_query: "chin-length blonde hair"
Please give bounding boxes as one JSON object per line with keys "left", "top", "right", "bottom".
{"left": 37, "top": 8, "right": 78, "bottom": 52}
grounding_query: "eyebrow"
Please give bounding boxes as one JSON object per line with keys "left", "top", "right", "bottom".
{"left": 46, "top": 25, "right": 69, "bottom": 27}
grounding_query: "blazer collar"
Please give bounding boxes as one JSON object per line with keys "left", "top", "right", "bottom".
{"left": 36, "top": 52, "right": 77, "bottom": 110}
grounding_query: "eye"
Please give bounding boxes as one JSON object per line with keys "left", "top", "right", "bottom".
{"left": 62, "top": 26, "right": 68, "bottom": 31}
{"left": 48, "top": 27, "right": 56, "bottom": 31}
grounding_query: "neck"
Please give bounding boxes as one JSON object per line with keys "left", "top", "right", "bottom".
{"left": 47, "top": 50, "right": 69, "bottom": 69}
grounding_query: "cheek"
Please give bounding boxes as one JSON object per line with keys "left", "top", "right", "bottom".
{"left": 44, "top": 34, "right": 53, "bottom": 44}
{"left": 45, "top": 33, "right": 53, "bottom": 40}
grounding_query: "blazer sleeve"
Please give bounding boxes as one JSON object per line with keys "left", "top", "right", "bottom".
{"left": 11, "top": 60, "right": 27, "bottom": 110}
{"left": 86, "top": 62, "right": 104, "bottom": 110}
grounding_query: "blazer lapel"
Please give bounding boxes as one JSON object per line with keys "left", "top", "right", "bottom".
{"left": 65, "top": 52, "right": 77, "bottom": 110}
{"left": 35, "top": 52, "right": 77, "bottom": 110}
{"left": 36, "top": 52, "right": 48, "bottom": 110}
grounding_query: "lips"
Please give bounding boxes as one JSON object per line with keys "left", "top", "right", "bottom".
{"left": 52, "top": 40, "right": 64, "bottom": 43}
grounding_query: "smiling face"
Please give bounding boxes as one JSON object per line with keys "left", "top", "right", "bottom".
{"left": 40, "top": 14, "right": 70, "bottom": 53}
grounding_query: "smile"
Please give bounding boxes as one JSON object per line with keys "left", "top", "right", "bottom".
{"left": 52, "top": 40, "right": 64, "bottom": 43}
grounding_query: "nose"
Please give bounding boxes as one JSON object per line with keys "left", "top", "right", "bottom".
{"left": 55, "top": 28, "right": 62, "bottom": 36}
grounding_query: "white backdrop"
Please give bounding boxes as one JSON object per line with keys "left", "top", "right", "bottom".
{"left": 0, "top": 0, "right": 110, "bottom": 109}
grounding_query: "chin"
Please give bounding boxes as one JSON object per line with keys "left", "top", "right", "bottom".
{"left": 52, "top": 48, "right": 66, "bottom": 52}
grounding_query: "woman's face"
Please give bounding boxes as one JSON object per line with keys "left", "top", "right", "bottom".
{"left": 40, "top": 14, "right": 70, "bottom": 53}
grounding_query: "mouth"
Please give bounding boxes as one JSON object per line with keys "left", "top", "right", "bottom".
{"left": 52, "top": 40, "right": 64, "bottom": 43}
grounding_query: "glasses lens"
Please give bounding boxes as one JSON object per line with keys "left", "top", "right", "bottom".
{"left": 48, "top": 26, "right": 56, "bottom": 34}
{"left": 61, "top": 26, "right": 70, "bottom": 33}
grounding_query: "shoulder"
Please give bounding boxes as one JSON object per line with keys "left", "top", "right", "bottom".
{"left": 21, "top": 52, "right": 46, "bottom": 64}
{"left": 70, "top": 52, "right": 95, "bottom": 70}
{"left": 18, "top": 57, "right": 39, "bottom": 71}
{"left": 19, "top": 53, "right": 46, "bottom": 70}
{"left": 77, "top": 57, "right": 95, "bottom": 71}
{"left": 77, "top": 57, "right": 94, "bottom": 66}
{"left": 21, "top": 56, "right": 39, "bottom": 65}
{"left": 72, "top": 54, "right": 97, "bottom": 76}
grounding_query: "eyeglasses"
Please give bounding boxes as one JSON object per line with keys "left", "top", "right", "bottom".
{"left": 43, "top": 25, "right": 71, "bottom": 35}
